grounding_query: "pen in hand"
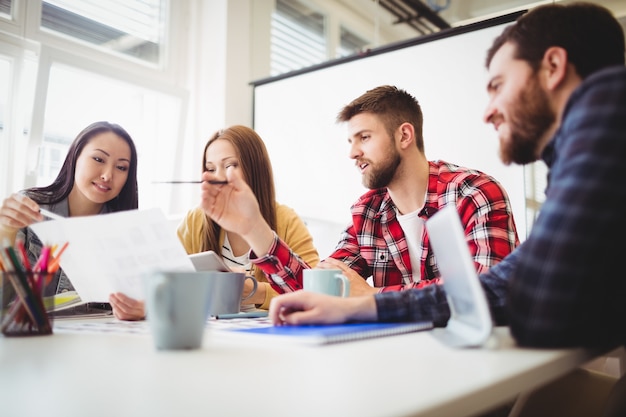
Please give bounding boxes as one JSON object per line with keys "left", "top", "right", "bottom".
{"left": 151, "top": 180, "right": 228, "bottom": 185}
{"left": 39, "top": 208, "right": 65, "bottom": 221}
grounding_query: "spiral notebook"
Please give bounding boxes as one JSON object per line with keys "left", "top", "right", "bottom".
{"left": 219, "top": 320, "right": 433, "bottom": 345}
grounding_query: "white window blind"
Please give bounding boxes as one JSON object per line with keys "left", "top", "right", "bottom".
{"left": 41, "top": 0, "right": 165, "bottom": 64}
{"left": 271, "top": 0, "right": 326, "bottom": 76}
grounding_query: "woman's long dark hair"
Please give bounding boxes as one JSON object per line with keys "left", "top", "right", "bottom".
{"left": 24, "top": 121, "right": 139, "bottom": 211}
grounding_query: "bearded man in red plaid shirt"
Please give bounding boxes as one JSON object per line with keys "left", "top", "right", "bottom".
{"left": 202, "top": 85, "right": 519, "bottom": 297}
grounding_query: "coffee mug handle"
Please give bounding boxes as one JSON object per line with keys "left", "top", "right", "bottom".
{"left": 334, "top": 273, "right": 351, "bottom": 297}
{"left": 241, "top": 275, "right": 258, "bottom": 301}
{"left": 153, "top": 276, "right": 173, "bottom": 323}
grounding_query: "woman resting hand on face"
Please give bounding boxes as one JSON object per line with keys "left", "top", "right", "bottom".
{"left": 177, "top": 125, "right": 320, "bottom": 311}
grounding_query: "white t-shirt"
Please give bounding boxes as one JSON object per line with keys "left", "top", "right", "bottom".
{"left": 395, "top": 208, "right": 424, "bottom": 282}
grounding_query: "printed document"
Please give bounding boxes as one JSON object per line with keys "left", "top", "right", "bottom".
{"left": 30, "top": 208, "right": 194, "bottom": 302}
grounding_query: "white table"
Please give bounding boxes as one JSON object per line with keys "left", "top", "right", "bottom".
{"left": 0, "top": 321, "right": 603, "bottom": 417}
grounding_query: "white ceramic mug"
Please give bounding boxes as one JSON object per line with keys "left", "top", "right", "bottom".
{"left": 143, "top": 271, "right": 214, "bottom": 350}
{"left": 303, "top": 269, "right": 350, "bottom": 297}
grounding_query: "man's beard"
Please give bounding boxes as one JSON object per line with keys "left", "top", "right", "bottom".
{"left": 500, "top": 75, "right": 555, "bottom": 165}
{"left": 362, "top": 146, "right": 401, "bottom": 189}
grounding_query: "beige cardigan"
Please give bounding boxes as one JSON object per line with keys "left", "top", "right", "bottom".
{"left": 177, "top": 203, "right": 320, "bottom": 309}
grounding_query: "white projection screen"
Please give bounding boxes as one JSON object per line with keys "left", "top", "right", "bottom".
{"left": 252, "top": 12, "right": 528, "bottom": 239}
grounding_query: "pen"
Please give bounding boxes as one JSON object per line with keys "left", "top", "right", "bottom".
{"left": 39, "top": 208, "right": 65, "bottom": 221}
{"left": 15, "top": 241, "right": 34, "bottom": 289}
{"left": 215, "top": 311, "right": 269, "bottom": 319}
{"left": 47, "top": 241, "right": 69, "bottom": 274}
{"left": 16, "top": 241, "right": 31, "bottom": 271}
{"left": 151, "top": 180, "right": 228, "bottom": 185}
{"left": 33, "top": 245, "right": 50, "bottom": 272}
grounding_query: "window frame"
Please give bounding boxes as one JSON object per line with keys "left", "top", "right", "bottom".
{"left": 0, "top": 0, "right": 191, "bottom": 214}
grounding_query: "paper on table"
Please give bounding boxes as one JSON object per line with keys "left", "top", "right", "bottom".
{"left": 30, "top": 208, "right": 195, "bottom": 302}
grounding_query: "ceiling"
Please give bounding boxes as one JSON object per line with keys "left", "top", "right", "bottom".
{"left": 334, "top": 0, "right": 626, "bottom": 39}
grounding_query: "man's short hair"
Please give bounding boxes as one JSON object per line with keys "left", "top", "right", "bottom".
{"left": 486, "top": 2, "right": 625, "bottom": 78}
{"left": 336, "top": 85, "right": 425, "bottom": 152}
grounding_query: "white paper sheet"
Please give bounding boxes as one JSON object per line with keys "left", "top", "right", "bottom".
{"left": 30, "top": 208, "right": 195, "bottom": 302}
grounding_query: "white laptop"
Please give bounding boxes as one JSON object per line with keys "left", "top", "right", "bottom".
{"left": 425, "top": 205, "right": 494, "bottom": 348}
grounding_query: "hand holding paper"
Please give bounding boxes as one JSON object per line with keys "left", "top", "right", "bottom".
{"left": 30, "top": 208, "right": 195, "bottom": 302}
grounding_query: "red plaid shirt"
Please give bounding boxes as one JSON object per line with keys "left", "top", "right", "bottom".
{"left": 252, "top": 160, "right": 520, "bottom": 294}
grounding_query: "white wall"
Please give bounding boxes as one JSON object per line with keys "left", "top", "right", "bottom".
{"left": 253, "top": 20, "right": 528, "bottom": 244}
{"left": 166, "top": 0, "right": 273, "bottom": 216}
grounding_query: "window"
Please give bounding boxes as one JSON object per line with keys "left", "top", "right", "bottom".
{"left": 0, "top": 0, "right": 186, "bottom": 215}
{"left": 271, "top": 0, "right": 326, "bottom": 76}
{"left": 524, "top": 160, "right": 548, "bottom": 238}
{"left": 0, "top": 56, "right": 10, "bottom": 197}
{"left": 0, "top": 48, "right": 37, "bottom": 200}
{"left": 337, "top": 25, "right": 368, "bottom": 58}
{"left": 0, "top": 0, "right": 11, "bottom": 18}
{"left": 39, "top": 62, "right": 184, "bottom": 211}
{"left": 40, "top": 0, "right": 166, "bottom": 65}
{"left": 270, "top": 0, "right": 377, "bottom": 76}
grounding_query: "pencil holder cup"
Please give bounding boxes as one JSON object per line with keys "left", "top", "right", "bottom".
{"left": 1, "top": 271, "right": 53, "bottom": 337}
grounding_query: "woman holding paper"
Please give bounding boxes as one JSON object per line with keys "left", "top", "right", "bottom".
{"left": 177, "top": 125, "right": 320, "bottom": 311}
{"left": 0, "top": 121, "right": 140, "bottom": 319}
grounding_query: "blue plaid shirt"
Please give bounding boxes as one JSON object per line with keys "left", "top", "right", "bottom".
{"left": 376, "top": 66, "right": 626, "bottom": 349}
